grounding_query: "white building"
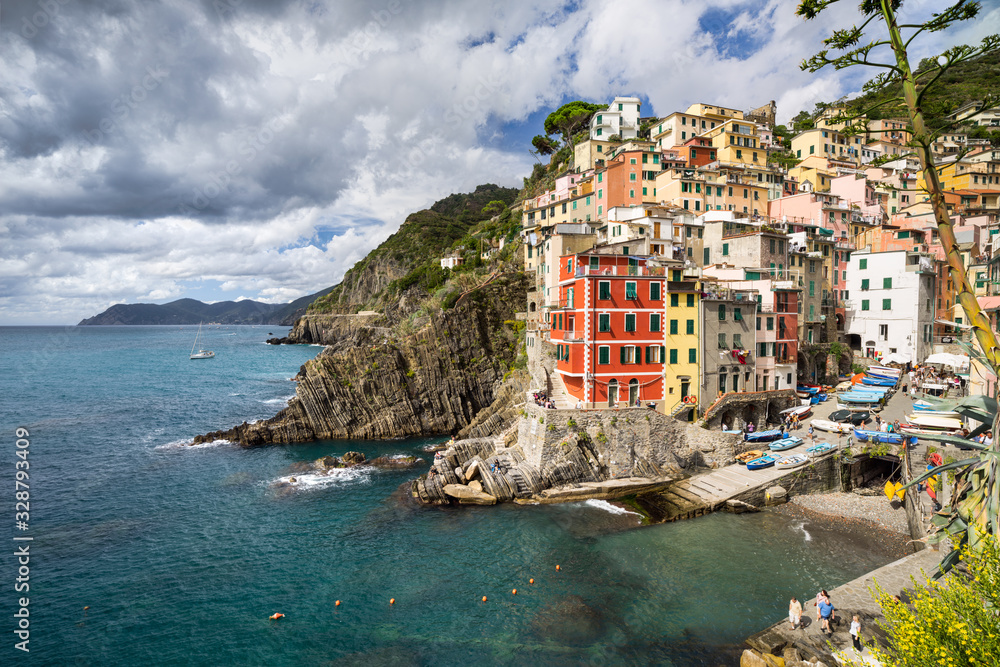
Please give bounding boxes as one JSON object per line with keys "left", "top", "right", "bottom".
{"left": 589, "top": 97, "right": 641, "bottom": 141}
{"left": 440, "top": 255, "right": 464, "bottom": 269}
{"left": 845, "top": 249, "right": 937, "bottom": 363}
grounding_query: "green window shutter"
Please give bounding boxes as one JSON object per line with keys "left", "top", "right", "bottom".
{"left": 687, "top": 294, "right": 694, "bottom": 307}
{"left": 756, "top": 317, "right": 761, "bottom": 331}
{"left": 703, "top": 248, "right": 710, "bottom": 265}
{"left": 625, "top": 314, "right": 636, "bottom": 332}
{"left": 669, "top": 349, "right": 678, "bottom": 364}
{"left": 883, "top": 298, "right": 891, "bottom": 310}
{"left": 599, "top": 314, "right": 610, "bottom": 332}
{"left": 767, "top": 317, "right": 773, "bottom": 330}
{"left": 669, "top": 319, "right": 678, "bottom": 335}
{"left": 650, "top": 282, "right": 661, "bottom": 300}
{"left": 599, "top": 347, "right": 609, "bottom": 364}
{"left": 689, "top": 348, "right": 696, "bottom": 363}
{"left": 686, "top": 320, "right": 694, "bottom": 335}
{"left": 671, "top": 294, "right": 679, "bottom": 307}
{"left": 734, "top": 307, "right": 742, "bottom": 322}
{"left": 660, "top": 346, "right": 666, "bottom": 363}
{"left": 809, "top": 281, "right": 815, "bottom": 297}
{"left": 859, "top": 258, "right": 867, "bottom": 270}
{"left": 599, "top": 282, "right": 610, "bottom": 299}
{"left": 862, "top": 300, "right": 870, "bottom": 311}
{"left": 645, "top": 346, "right": 651, "bottom": 363}
{"left": 861, "top": 278, "right": 869, "bottom": 290}
{"left": 626, "top": 282, "right": 637, "bottom": 299}
{"left": 634, "top": 346, "right": 641, "bottom": 365}
{"left": 722, "top": 243, "right": 729, "bottom": 256}
{"left": 718, "top": 304, "right": 726, "bottom": 320}
{"left": 620, "top": 346, "right": 626, "bottom": 364}
{"left": 883, "top": 277, "right": 892, "bottom": 289}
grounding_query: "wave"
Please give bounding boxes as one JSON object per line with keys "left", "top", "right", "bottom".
{"left": 583, "top": 499, "right": 640, "bottom": 516}
{"left": 793, "top": 520, "right": 813, "bottom": 542}
{"left": 261, "top": 395, "right": 295, "bottom": 405}
{"left": 270, "top": 467, "right": 370, "bottom": 491}
{"left": 154, "top": 438, "right": 233, "bottom": 451}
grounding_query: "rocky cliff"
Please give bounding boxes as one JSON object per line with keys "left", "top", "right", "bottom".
{"left": 195, "top": 273, "right": 530, "bottom": 445}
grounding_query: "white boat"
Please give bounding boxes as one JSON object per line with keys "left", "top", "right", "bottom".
{"left": 905, "top": 410, "right": 961, "bottom": 420}
{"left": 190, "top": 323, "right": 215, "bottom": 360}
{"left": 779, "top": 405, "right": 812, "bottom": 419}
{"left": 775, "top": 454, "right": 810, "bottom": 470}
{"left": 906, "top": 415, "right": 964, "bottom": 431}
{"left": 811, "top": 419, "right": 853, "bottom": 434}
{"left": 868, "top": 365, "right": 903, "bottom": 379}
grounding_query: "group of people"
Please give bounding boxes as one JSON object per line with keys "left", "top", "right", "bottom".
{"left": 532, "top": 392, "right": 556, "bottom": 409}
{"left": 788, "top": 590, "right": 863, "bottom": 651}
{"left": 905, "top": 366, "right": 965, "bottom": 397}
{"left": 873, "top": 413, "right": 902, "bottom": 434}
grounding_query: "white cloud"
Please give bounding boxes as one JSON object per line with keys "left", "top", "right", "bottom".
{"left": 1, "top": 0, "right": 995, "bottom": 324}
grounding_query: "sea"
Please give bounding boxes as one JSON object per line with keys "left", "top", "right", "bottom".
{"left": 2, "top": 325, "right": 901, "bottom": 666}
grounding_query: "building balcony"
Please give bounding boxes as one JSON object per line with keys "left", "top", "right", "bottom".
{"left": 574, "top": 265, "right": 666, "bottom": 277}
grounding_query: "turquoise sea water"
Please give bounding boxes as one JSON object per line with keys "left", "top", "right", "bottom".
{"left": 2, "top": 326, "right": 898, "bottom": 665}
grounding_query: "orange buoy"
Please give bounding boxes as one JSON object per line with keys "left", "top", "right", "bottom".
{"left": 512, "top": 589, "right": 517, "bottom": 595}
{"left": 556, "top": 564, "right": 561, "bottom": 571}
{"left": 529, "top": 578, "right": 534, "bottom": 584}
{"left": 335, "top": 600, "right": 341, "bottom": 607}
{"left": 269, "top": 613, "right": 285, "bottom": 620}
{"left": 482, "top": 596, "right": 488, "bottom": 602}
{"left": 389, "top": 598, "right": 395, "bottom": 605}
{"left": 83, "top": 606, "right": 90, "bottom": 611}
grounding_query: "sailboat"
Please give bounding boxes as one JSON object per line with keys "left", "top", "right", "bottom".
{"left": 189, "top": 323, "right": 215, "bottom": 359}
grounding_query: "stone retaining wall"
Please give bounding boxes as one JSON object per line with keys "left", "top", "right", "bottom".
{"left": 700, "top": 389, "right": 799, "bottom": 430}
{"left": 729, "top": 454, "right": 841, "bottom": 507}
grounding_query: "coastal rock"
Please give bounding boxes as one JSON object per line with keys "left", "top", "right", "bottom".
{"left": 468, "top": 480, "right": 483, "bottom": 493}
{"left": 740, "top": 650, "right": 768, "bottom": 667}
{"left": 194, "top": 275, "right": 531, "bottom": 446}
{"left": 342, "top": 451, "right": 366, "bottom": 466}
{"left": 367, "top": 455, "right": 423, "bottom": 469}
{"left": 530, "top": 595, "right": 605, "bottom": 646}
{"left": 765, "top": 486, "right": 788, "bottom": 506}
{"left": 442, "top": 484, "right": 496, "bottom": 505}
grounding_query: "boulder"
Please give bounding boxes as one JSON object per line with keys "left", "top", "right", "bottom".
{"left": 765, "top": 485, "right": 788, "bottom": 506}
{"left": 442, "top": 484, "right": 496, "bottom": 505}
{"left": 468, "top": 480, "right": 483, "bottom": 493}
{"left": 740, "top": 650, "right": 768, "bottom": 667}
{"left": 342, "top": 451, "right": 366, "bottom": 466}
{"left": 465, "top": 460, "right": 481, "bottom": 480}
{"left": 316, "top": 455, "right": 339, "bottom": 469}
{"left": 455, "top": 467, "right": 466, "bottom": 484}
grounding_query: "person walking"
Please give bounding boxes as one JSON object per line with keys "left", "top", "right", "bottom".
{"left": 850, "top": 615, "right": 862, "bottom": 651}
{"left": 789, "top": 597, "right": 802, "bottom": 630}
{"left": 817, "top": 592, "right": 835, "bottom": 635}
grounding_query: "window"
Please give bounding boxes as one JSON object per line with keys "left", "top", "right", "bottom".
{"left": 650, "top": 282, "right": 661, "bottom": 300}
{"left": 859, "top": 258, "right": 867, "bottom": 270}
{"left": 722, "top": 243, "right": 729, "bottom": 256}
{"left": 625, "top": 282, "right": 637, "bottom": 299}
{"left": 668, "top": 318, "right": 676, "bottom": 334}
{"left": 669, "top": 349, "right": 678, "bottom": 364}
{"left": 879, "top": 324, "right": 888, "bottom": 340}
{"left": 651, "top": 314, "right": 662, "bottom": 332}
{"left": 686, "top": 319, "right": 694, "bottom": 334}
{"left": 718, "top": 333, "right": 727, "bottom": 349}
{"left": 671, "top": 294, "right": 679, "bottom": 307}
{"left": 703, "top": 248, "right": 710, "bottom": 265}
{"left": 598, "top": 281, "right": 611, "bottom": 300}
{"left": 861, "top": 299, "right": 870, "bottom": 311}
{"left": 645, "top": 346, "right": 664, "bottom": 363}
{"left": 687, "top": 294, "right": 695, "bottom": 307}
{"left": 883, "top": 298, "right": 891, "bottom": 310}
{"left": 733, "top": 334, "right": 742, "bottom": 348}
{"left": 598, "top": 346, "right": 610, "bottom": 364}
{"left": 625, "top": 313, "right": 636, "bottom": 332}
{"left": 883, "top": 277, "right": 892, "bottom": 289}
{"left": 809, "top": 281, "right": 815, "bottom": 297}
{"left": 766, "top": 317, "right": 774, "bottom": 330}
{"left": 598, "top": 313, "right": 610, "bottom": 332}
{"left": 719, "top": 372, "right": 727, "bottom": 394}
{"left": 689, "top": 348, "right": 697, "bottom": 363}
{"left": 718, "top": 304, "right": 726, "bottom": 320}
{"left": 756, "top": 317, "right": 761, "bottom": 331}
{"left": 620, "top": 346, "right": 636, "bottom": 364}
{"left": 861, "top": 278, "right": 869, "bottom": 290}
{"left": 734, "top": 307, "right": 742, "bottom": 322}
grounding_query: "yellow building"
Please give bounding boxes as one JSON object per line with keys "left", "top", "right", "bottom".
{"left": 701, "top": 119, "right": 766, "bottom": 167}
{"left": 573, "top": 138, "right": 614, "bottom": 172}
{"left": 664, "top": 274, "right": 701, "bottom": 417}
{"left": 790, "top": 128, "right": 863, "bottom": 165}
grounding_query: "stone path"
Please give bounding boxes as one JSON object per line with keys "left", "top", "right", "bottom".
{"left": 748, "top": 546, "right": 942, "bottom": 664}
{"left": 634, "top": 453, "right": 835, "bottom": 522}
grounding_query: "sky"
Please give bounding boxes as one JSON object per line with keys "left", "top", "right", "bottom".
{"left": 1, "top": 0, "right": 997, "bottom": 324}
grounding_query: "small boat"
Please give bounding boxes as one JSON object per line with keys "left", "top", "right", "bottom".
{"left": 735, "top": 450, "right": 764, "bottom": 464}
{"left": 770, "top": 436, "right": 803, "bottom": 451}
{"left": 906, "top": 415, "right": 964, "bottom": 430}
{"left": 796, "top": 390, "right": 812, "bottom": 399}
{"left": 905, "top": 410, "right": 960, "bottom": 420}
{"left": 745, "top": 429, "right": 784, "bottom": 443}
{"left": 861, "top": 376, "right": 897, "bottom": 387}
{"left": 867, "top": 365, "right": 903, "bottom": 379}
{"left": 190, "top": 323, "right": 215, "bottom": 360}
{"left": 854, "top": 429, "right": 905, "bottom": 445}
{"left": 839, "top": 394, "right": 883, "bottom": 404}
{"left": 899, "top": 424, "right": 961, "bottom": 437}
{"left": 796, "top": 385, "right": 820, "bottom": 395}
{"left": 834, "top": 381, "right": 854, "bottom": 392}
{"left": 912, "top": 400, "right": 944, "bottom": 411}
{"left": 806, "top": 442, "right": 835, "bottom": 457}
{"left": 779, "top": 405, "right": 812, "bottom": 419}
{"left": 775, "top": 454, "right": 810, "bottom": 470}
{"left": 811, "top": 419, "right": 853, "bottom": 434}
{"left": 746, "top": 454, "right": 779, "bottom": 471}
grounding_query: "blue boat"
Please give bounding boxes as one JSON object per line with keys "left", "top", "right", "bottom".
{"left": 746, "top": 453, "right": 779, "bottom": 470}
{"left": 745, "top": 429, "right": 783, "bottom": 443}
{"left": 770, "top": 436, "right": 803, "bottom": 451}
{"left": 840, "top": 394, "right": 883, "bottom": 405}
{"left": 862, "top": 376, "right": 897, "bottom": 387}
{"left": 853, "top": 429, "right": 905, "bottom": 445}
{"left": 806, "top": 443, "right": 835, "bottom": 457}
{"left": 796, "top": 385, "right": 820, "bottom": 395}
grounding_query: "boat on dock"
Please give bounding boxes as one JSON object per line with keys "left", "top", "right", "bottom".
{"left": 746, "top": 453, "right": 779, "bottom": 471}
{"left": 811, "top": 419, "right": 853, "bottom": 434}
{"left": 779, "top": 405, "right": 812, "bottom": 419}
{"left": 769, "top": 436, "right": 804, "bottom": 451}
{"left": 775, "top": 454, "right": 810, "bottom": 470}
{"left": 745, "top": 429, "right": 783, "bottom": 443}
{"left": 806, "top": 442, "right": 835, "bottom": 457}
{"left": 735, "top": 450, "right": 765, "bottom": 465}
{"left": 854, "top": 429, "right": 906, "bottom": 445}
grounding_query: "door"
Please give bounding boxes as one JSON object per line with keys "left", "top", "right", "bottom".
{"left": 608, "top": 380, "right": 618, "bottom": 407}
{"left": 680, "top": 381, "right": 689, "bottom": 401}
{"left": 629, "top": 379, "right": 639, "bottom": 406}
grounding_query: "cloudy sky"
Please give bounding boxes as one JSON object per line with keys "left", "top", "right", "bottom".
{"left": 1, "top": 0, "right": 997, "bottom": 324}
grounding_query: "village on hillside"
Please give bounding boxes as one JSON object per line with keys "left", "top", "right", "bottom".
{"left": 508, "top": 96, "right": 1000, "bottom": 424}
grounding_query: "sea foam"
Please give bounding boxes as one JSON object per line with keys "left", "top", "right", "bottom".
{"left": 271, "top": 467, "right": 370, "bottom": 491}
{"left": 584, "top": 499, "right": 640, "bottom": 516}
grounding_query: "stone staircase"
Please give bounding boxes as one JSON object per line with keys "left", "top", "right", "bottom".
{"left": 546, "top": 371, "right": 575, "bottom": 409}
